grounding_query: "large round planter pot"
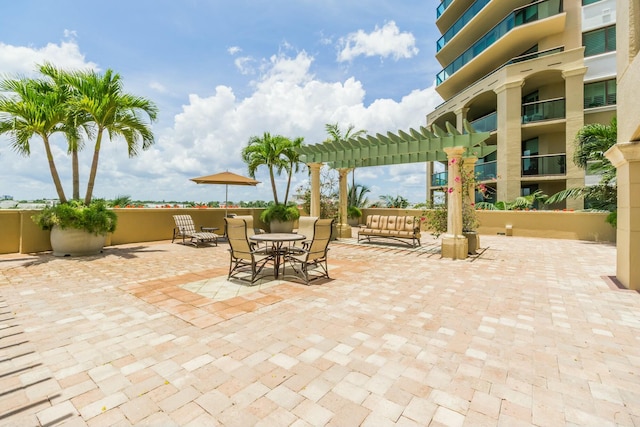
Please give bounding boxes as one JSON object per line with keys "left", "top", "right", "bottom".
{"left": 50, "top": 226, "right": 107, "bottom": 257}
{"left": 347, "top": 217, "right": 361, "bottom": 227}
{"left": 269, "top": 220, "right": 294, "bottom": 233}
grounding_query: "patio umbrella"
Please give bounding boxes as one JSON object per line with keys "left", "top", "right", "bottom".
{"left": 190, "top": 171, "right": 260, "bottom": 217}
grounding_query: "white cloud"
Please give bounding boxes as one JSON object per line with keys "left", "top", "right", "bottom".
{"left": 149, "top": 81, "right": 167, "bottom": 92}
{"left": 337, "top": 21, "right": 418, "bottom": 63}
{"left": 227, "top": 46, "right": 242, "bottom": 55}
{"left": 0, "top": 40, "right": 98, "bottom": 75}
{"left": 0, "top": 42, "right": 443, "bottom": 203}
{"left": 234, "top": 56, "right": 255, "bottom": 75}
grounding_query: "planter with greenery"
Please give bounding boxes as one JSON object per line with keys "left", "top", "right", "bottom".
{"left": 0, "top": 63, "right": 157, "bottom": 256}
{"left": 32, "top": 200, "right": 117, "bottom": 256}
{"left": 259, "top": 203, "right": 300, "bottom": 232}
{"left": 347, "top": 206, "right": 362, "bottom": 226}
{"left": 242, "top": 131, "right": 304, "bottom": 233}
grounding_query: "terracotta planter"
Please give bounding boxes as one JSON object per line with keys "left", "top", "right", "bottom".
{"left": 50, "top": 226, "right": 106, "bottom": 257}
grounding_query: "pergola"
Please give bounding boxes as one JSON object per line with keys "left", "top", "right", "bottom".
{"left": 296, "top": 121, "right": 494, "bottom": 259}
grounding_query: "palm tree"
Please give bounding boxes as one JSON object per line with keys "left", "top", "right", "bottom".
{"left": 280, "top": 136, "right": 304, "bottom": 205}
{"left": 546, "top": 117, "right": 617, "bottom": 212}
{"left": 0, "top": 75, "right": 78, "bottom": 203}
{"left": 242, "top": 132, "right": 290, "bottom": 205}
{"left": 62, "top": 68, "right": 158, "bottom": 204}
{"left": 325, "top": 123, "right": 366, "bottom": 187}
{"left": 39, "top": 63, "right": 90, "bottom": 200}
{"left": 348, "top": 183, "right": 371, "bottom": 208}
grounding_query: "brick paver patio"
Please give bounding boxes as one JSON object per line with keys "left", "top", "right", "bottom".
{"left": 0, "top": 234, "right": 638, "bottom": 426}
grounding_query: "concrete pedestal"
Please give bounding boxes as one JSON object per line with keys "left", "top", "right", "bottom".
{"left": 441, "top": 235, "right": 468, "bottom": 260}
{"left": 336, "top": 223, "right": 353, "bottom": 238}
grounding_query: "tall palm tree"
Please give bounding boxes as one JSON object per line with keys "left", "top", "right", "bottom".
{"left": 546, "top": 117, "right": 617, "bottom": 211}
{"left": 348, "top": 183, "right": 371, "bottom": 208}
{"left": 325, "top": 123, "right": 366, "bottom": 187}
{"left": 0, "top": 75, "right": 78, "bottom": 203}
{"left": 242, "top": 132, "right": 290, "bottom": 205}
{"left": 39, "top": 63, "right": 91, "bottom": 200}
{"left": 280, "top": 136, "right": 303, "bottom": 205}
{"left": 62, "top": 68, "right": 158, "bottom": 204}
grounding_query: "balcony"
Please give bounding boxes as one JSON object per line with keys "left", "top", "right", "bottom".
{"left": 436, "top": 0, "right": 454, "bottom": 18}
{"left": 475, "top": 160, "right": 497, "bottom": 181}
{"left": 436, "top": 0, "right": 564, "bottom": 86}
{"left": 432, "top": 171, "right": 448, "bottom": 187}
{"left": 431, "top": 160, "right": 497, "bottom": 187}
{"left": 470, "top": 112, "right": 497, "bottom": 133}
{"left": 522, "top": 154, "right": 566, "bottom": 176}
{"left": 521, "top": 98, "right": 565, "bottom": 123}
{"left": 437, "top": 0, "right": 492, "bottom": 52}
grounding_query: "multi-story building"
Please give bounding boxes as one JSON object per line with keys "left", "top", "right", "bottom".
{"left": 426, "top": 0, "right": 617, "bottom": 210}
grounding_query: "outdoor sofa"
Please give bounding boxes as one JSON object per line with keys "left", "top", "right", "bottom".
{"left": 357, "top": 214, "right": 421, "bottom": 248}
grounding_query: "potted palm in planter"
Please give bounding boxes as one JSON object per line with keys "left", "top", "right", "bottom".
{"left": 259, "top": 203, "right": 301, "bottom": 233}
{"left": 32, "top": 200, "right": 117, "bottom": 256}
{"left": 347, "top": 206, "right": 362, "bottom": 226}
{"left": 0, "top": 63, "right": 157, "bottom": 256}
{"left": 242, "top": 132, "right": 304, "bottom": 232}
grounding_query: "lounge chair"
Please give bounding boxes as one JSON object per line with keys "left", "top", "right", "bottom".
{"left": 225, "top": 217, "right": 273, "bottom": 284}
{"left": 172, "top": 215, "right": 218, "bottom": 247}
{"left": 284, "top": 218, "right": 333, "bottom": 285}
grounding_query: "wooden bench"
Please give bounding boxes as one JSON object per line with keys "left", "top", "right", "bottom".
{"left": 357, "top": 215, "right": 421, "bottom": 248}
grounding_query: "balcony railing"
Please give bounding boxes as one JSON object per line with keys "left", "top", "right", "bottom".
{"left": 436, "top": 0, "right": 454, "bottom": 18}
{"left": 431, "top": 160, "right": 497, "bottom": 186}
{"left": 432, "top": 172, "right": 448, "bottom": 187}
{"left": 522, "top": 154, "right": 566, "bottom": 176}
{"left": 470, "top": 112, "right": 497, "bottom": 133}
{"left": 436, "top": 0, "right": 563, "bottom": 85}
{"left": 475, "top": 161, "right": 497, "bottom": 181}
{"left": 437, "top": 0, "right": 492, "bottom": 52}
{"left": 521, "top": 98, "right": 565, "bottom": 123}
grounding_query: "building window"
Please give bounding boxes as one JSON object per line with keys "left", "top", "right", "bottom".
{"left": 583, "top": 25, "right": 616, "bottom": 56}
{"left": 582, "top": 0, "right": 602, "bottom": 5}
{"left": 584, "top": 79, "right": 617, "bottom": 108}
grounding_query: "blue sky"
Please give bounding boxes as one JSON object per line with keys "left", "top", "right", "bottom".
{"left": 0, "top": 0, "right": 444, "bottom": 205}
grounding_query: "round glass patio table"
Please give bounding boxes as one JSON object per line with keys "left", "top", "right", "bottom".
{"left": 249, "top": 233, "right": 305, "bottom": 279}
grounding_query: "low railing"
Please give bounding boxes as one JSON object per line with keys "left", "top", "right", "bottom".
{"left": 437, "top": 0, "right": 491, "bottom": 52}
{"left": 436, "top": 0, "right": 454, "bottom": 18}
{"left": 522, "top": 153, "right": 566, "bottom": 176}
{"left": 521, "top": 98, "right": 566, "bottom": 123}
{"left": 431, "top": 160, "right": 497, "bottom": 186}
{"left": 475, "top": 161, "right": 497, "bottom": 181}
{"left": 470, "top": 112, "right": 497, "bottom": 133}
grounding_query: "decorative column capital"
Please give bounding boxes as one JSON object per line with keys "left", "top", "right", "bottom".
{"left": 494, "top": 80, "right": 523, "bottom": 95}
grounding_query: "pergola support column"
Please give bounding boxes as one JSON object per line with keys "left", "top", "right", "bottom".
{"left": 441, "top": 147, "right": 468, "bottom": 259}
{"left": 337, "top": 168, "right": 352, "bottom": 238}
{"left": 308, "top": 162, "right": 322, "bottom": 217}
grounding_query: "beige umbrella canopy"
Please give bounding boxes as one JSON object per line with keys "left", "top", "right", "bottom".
{"left": 190, "top": 171, "right": 260, "bottom": 217}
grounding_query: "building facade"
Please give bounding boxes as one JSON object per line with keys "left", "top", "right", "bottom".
{"left": 427, "top": 0, "right": 617, "bottom": 210}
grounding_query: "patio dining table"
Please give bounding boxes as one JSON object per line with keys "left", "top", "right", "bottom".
{"left": 249, "top": 233, "right": 305, "bottom": 279}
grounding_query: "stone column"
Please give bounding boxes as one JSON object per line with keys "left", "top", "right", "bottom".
{"left": 563, "top": 68, "right": 588, "bottom": 211}
{"left": 494, "top": 80, "right": 523, "bottom": 203}
{"left": 605, "top": 142, "right": 640, "bottom": 290}
{"left": 337, "top": 168, "right": 352, "bottom": 238}
{"left": 308, "top": 163, "right": 322, "bottom": 217}
{"left": 441, "top": 147, "right": 468, "bottom": 259}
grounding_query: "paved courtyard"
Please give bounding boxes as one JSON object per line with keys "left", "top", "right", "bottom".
{"left": 0, "top": 233, "right": 638, "bottom": 426}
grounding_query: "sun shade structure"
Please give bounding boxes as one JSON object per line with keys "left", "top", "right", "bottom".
{"left": 295, "top": 122, "right": 494, "bottom": 168}
{"left": 190, "top": 171, "right": 260, "bottom": 217}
